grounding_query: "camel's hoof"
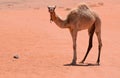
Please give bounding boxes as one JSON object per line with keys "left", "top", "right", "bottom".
{"left": 96, "top": 62, "right": 100, "bottom": 66}
{"left": 70, "top": 62, "right": 76, "bottom": 65}
{"left": 79, "top": 61, "right": 84, "bottom": 64}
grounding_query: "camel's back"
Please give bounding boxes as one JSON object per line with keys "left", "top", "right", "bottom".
{"left": 78, "top": 3, "right": 101, "bottom": 22}
{"left": 67, "top": 4, "right": 96, "bottom": 30}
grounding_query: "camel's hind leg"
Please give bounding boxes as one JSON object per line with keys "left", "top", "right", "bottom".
{"left": 80, "top": 24, "right": 95, "bottom": 63}
{"left": 95, "top": 31, "right": 102, "bottom": 65}
{"left": 95, "top": 17, "right": 102, "bottom": 65}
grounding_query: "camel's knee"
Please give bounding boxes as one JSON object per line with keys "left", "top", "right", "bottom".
{"left": 73, "top": 44, "right": 77, "bottom": 50}
{"left": 89, "top": 43, "right": 93, "bottom": 49}
{"left": 89, "top": 35, "right": 93, "bottom": 49}
{"left": 99, "top": 42, "right": 102, "bottom": 49}
{"left": 88, "top": 40, "right": 93, "bottom": 50}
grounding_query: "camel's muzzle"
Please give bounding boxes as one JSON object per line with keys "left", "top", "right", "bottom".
{"left": 49, "top": 13, "right": 53, "bottom": 23}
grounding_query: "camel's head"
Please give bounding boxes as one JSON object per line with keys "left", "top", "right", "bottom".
{"left": 47, "top": 5, "right": 56, "bottom": 23}
{"left": 48, "top": 5, "right": 56, "bottom": 13}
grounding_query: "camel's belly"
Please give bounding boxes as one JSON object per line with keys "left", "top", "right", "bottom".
{"left": 78, "top": 21, "right": 94, "bottom": 30}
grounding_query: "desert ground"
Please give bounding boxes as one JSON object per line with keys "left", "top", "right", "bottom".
{"left": 0, "top": 0, "right": 120, "bottom": 78}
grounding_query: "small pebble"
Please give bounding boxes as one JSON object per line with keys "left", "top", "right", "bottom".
{"left": 13, "top": 55, "right": 19, "bottom": 59}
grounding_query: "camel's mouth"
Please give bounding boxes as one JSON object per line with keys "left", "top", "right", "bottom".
{"left": 49, "top": 13, "right": 53, "bottom": 23}
{"left": 50, "top": 17, "right": 53, "bottom": 23}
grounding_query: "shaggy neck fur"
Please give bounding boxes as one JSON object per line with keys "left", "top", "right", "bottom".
{"left": 50, "top": 12, "right": 69, "bottom": 28}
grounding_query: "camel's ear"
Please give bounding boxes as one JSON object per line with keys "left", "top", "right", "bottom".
{"left": 54, "top": 5, "right": 56, "bottom": 9}
{"left": 47, "top": 6, "right": 50, "bottom": 9}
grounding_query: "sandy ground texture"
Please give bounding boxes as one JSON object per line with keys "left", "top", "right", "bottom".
{"left": 0, "top": 0, "right": 120, "bottom": 78}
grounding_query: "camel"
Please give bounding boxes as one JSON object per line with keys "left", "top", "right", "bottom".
{"left": 47, "top": 3, "right": 102, "bottom": 65}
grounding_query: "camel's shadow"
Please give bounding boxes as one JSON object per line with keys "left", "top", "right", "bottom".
{"left": 64, "top": 63, "right": 100, "bottom": 67}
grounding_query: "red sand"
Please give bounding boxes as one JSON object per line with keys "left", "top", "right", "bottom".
{"left": 0, "top": 0, "right": 120, "bottom": 78}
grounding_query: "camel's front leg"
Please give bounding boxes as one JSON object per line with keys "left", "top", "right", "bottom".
{"left": 70, "top": 29, "right": 78, "bottom": 65}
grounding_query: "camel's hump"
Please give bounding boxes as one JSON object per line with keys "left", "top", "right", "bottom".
{"left": 77, "top": 3, "right": 89, "bottom": 10}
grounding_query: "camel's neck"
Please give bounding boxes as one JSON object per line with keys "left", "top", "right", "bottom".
{"left": 50, "top": 12, "right": 69, "bottom": 28}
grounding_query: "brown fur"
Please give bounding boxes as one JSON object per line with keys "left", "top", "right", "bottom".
{"left": 48, "top": 3, "right": 102, "bottom": 65}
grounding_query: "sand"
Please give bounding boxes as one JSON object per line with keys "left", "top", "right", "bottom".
{"left": 0, "top": 0, "right": 120, "bottom": 78}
